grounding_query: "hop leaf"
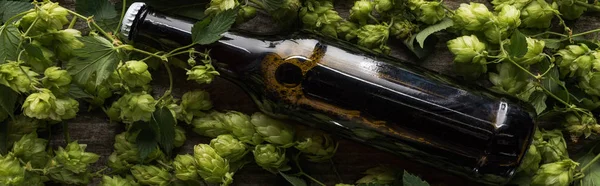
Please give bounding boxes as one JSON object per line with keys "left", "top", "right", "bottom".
{"left": 193, "top": 144, "right": 233, "bottom": 184}
{"left": 0, "top": 60, "right": 39, "bottom": 93}
{"left": 531, "top": 159, "right": 578, "bottom": 186}
{"left": 7, "top": 115, "right": 45, "bottom": 145}
{"left": 295, "top": 127, "right": 338, "bottom": 162}
{"left": 210, "top": 134, "right": 248, "bottom": 162}
{"left": 452, "top": 3, "right": 493, "bottom": 31}
{"left": 253, "top": 144, "right": 289, "bottom": 173}
{"left": 0, "top": 153, "right": 25, "bottom": 185}
{"left": 131, "top": 165, "right": 172, "bottom": 186}
{"left": 251, "top": 112, "right": 295, "bottom": 147}
{"left": 174, "top": 154, "right": 199, "bottom": 181}
{"left": 54, "top": 141, "right": 100, "bottom": 173}
{"left": 101, "top": 175, "right": 140, "bottom": 186}
{"left": 12, "top": 132, "right": 49, "bottom": 168}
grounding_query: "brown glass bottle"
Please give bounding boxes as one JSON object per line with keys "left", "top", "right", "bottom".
{"left": 121, "top": 3, "right": 536, "bottom": 185}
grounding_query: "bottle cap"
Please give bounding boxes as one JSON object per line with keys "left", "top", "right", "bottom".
{"left": 120, "top": 2, "right": 146, "bottom": 40}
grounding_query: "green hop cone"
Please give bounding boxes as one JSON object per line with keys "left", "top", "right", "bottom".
{"left": 53, "top": 29, "right": 84, "bottom": 59}
{"left": 182, "top": 90, "right": 213, "bottom": 111}
{"left": 193, "top": 144, "right": 233, "bottom": 184}
{"left": 452, "top": 3, "right": 493, "bottom": 31}
{"left": 497, "top": 5, "right": 521, "bottom": 28}
{"left": 520, "top": 0, "right": 558, "bottom": 29}
{"left": 22, "top": 171, "right": 49, "bottom": 186}
{"left": 174, "top": 126, "right": 186, "bottom": 147}
{"left": 55, "top": 97, "right": 79, "bottom": 120}
{"left": 107, "top": 92, "right": 157, "bottom": 123}
{"left": 54, "top": 141, "right": 100, "bottom": 173}
{"left": 251, "top": 112, "right": 295, "bottom": 147}
{"left": 374, "top": 0, "right": 392, "bottom": 13}
{"left": 42, "top": 67, "right": 71, "bottom": 95}
{"left": 579, "top": 72, "right": 600, "bottom": 97}
{"left": 295, "top": 127, "right": 338, "bottom": 162}
{"left": 221, "top": 111, "right": 263, "bottom": 145}
{"left": 417, "top": 1, "right": 446, "bottom": 24}
{"left": 205, "top": 0, "right": 238, "bottom": 16}
{"left": 173, "top": 154, "right": 199, "bottom": 181}
{"left": 556, "top": 44, "right": 592, "bottom": 77}
{"left": 356, "top": 24, "right": 390, "bottom": 54}
{"left": 563, "top": 113, "right": 600, "bottom": 141}
{"left": 131, "top": 165, "right": 172, "bottom": 186}
{"left": 531, "top": 159, "right": 578, "bottom": 186}
{"left": 236, "top": 6, "right": 257, "bottom": 24}
{"left": 390, "top": 19, "right": 418, "bottom": 39}
{"left": 447, "top": 35, "right": 487, "bottom": 64}
{"left": 192, "top": 111, "right": 231, "bottom": 138}
{"left": 491, "top": 0, "right": 531, "bottom": 10}
{"left": 483, "top": 18, "right": 509, "bottom": 44}
{"left": 336, "top": 21, "right": 358, "bottom": 41}
{"left": 210, "top": 134, "right": 248, "bottom": 162}
{"left": 0, "top": 153, "right": 25, "bottom": 185}
{"left": 299, "top": 0, "right": 342, "bottom": 38}
{"left": 350, "top": 0, "right": 374, "bottom": 25}
{"left": 83, "top": 76, "right": 113, "bottom": 106}
{"left": 19, "top": 2, "right": 69, "bottom": 34}
{"left": 46, "top": 164, "right": 93, "bottom": 185}
{"left": 0, "top": 61, "right": 40, "bottom": 93}
{"left": 268, "top": 0, "right": 301, "bottom": 25}
{"left": 187, "top": 64, "right": 220, "bottom": 85}
{"left": 516, "top": 37, "right": 546, "bottom": 65}
{"left": 119, "top": 61, "right": 153, "bottom": 88}
{"left": 534, "top": 129, "right": 568, "bottom": 164}
{"left": 101, "top": 175, "right": 140, "bottom": 186}
{"left": 356, "top": 166, "right": 398, "bottom": 184}
{"left": 22, "top": 89, "right": 57, "bottom": 120}
{"left": 558, "top": 0, "right": 587, "bottom": 20}
{"left": 253, "top": 144, "right": 289, "bottom": 173}
{"left": 516, "top": 144, "right": 542, "bottom": 175}
{"left": 12, "top": 132, "right": 49, "bottom": 168}
{"left": 489, "top": 62, "right": 529, "bottom": 95}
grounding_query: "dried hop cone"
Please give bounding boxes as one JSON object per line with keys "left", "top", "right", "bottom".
{"left": 253, "top": 144, "right": 289, "bottom": 173}
{"left": 131, "top": 165, "right": 172, "bottom": 186}
{"left": 251, "top": 112, "right": 295, "bottom": 147}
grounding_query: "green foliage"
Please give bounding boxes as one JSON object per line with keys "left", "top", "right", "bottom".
{"left": 192, "top": 9, "right": 237, "bottom": 45}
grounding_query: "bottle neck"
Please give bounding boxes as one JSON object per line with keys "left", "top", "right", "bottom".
{"left": 129, "top": 6, "right": 278, "bottom": 67}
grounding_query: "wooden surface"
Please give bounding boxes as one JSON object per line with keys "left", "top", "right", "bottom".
{"left": 49, "top": 0, "right": 600, "bottom": 185}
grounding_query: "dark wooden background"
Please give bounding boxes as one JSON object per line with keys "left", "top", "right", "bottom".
{"left": 48, "top": 0, "right": 600, "bottom": 185}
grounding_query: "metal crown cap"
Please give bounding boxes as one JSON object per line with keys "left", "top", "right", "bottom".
{"left": 120, "top": 2, "right": 146, "bottom": 40}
